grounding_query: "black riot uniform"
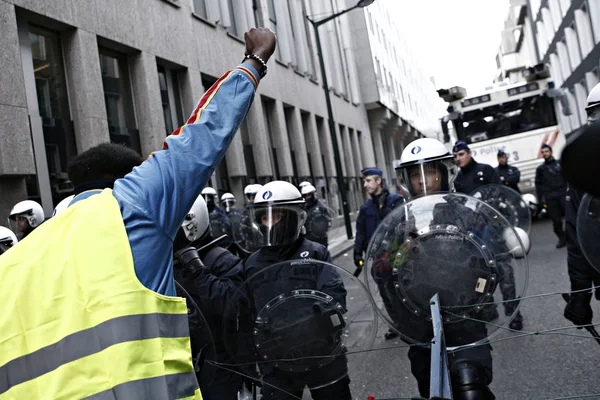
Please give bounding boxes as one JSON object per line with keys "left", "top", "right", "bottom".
{"left": 173, "top": 230, "right": 246, "bottom": 400}
{"left": 243, "top": 237, "right": 351, "bottom": 400}
{"left": 496, "top": 163, "right": 521, "bottom": 193}
{"left": 304, "top": 198, "right": 332, "bottom": 247}
{"left": 564, "top": 186, "right": 600, "bottom": 325}
{"left": 371, "top": 198, "right": 497, "bottom": 400}
{"left": 535, "top": 158, "right": 567, "bottom": 243}
{"left": 454, "top": 160, "right": 501, "bottom": 195}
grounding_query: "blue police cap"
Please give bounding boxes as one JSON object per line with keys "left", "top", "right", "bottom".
{"left": 361, "top": 167, "right": 383, "bottom": 177}
{"left": 452, "top": 140, "right": 470, "bottom": 152}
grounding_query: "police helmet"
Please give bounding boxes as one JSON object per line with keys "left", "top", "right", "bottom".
{"left": 221, "top": 192, "right": 236, "bottom": 212}
{"left": 244, "top": 184, "right": 262, "bottom": 203}
{"left": 201, "top": 186, "right": 218, "bottom": 206}
{"left": 298, "top": 181, "right": 312, "bottom": 189}
{"left": 586, "top": 82, "right": 600, "bottom": 123}
{"left": 395, "top": 138, "right": 457, "bottom": 198}
{"left": 181, "top": 194, "right": 210, "bottom": 242}
{"left": 0, "top": 226, "right": 18, "bottom": 255}
{"left": 9, "top": 200, "right": 45, "bottom": 230}
{"left": 52, "top": 195, "right": 75, "bottom": 217}
{"left": 253, "top": 181, "right": 307, "bottom": 247}
{"left": 300, "top": 184, "right": 317, "bottom": 196}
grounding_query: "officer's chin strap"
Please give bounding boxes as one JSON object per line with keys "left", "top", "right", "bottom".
{"left": 429, "top": 293, "right": 453, "bottom": 400}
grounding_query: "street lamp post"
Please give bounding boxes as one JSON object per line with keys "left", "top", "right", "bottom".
{"left": 307, "top": 0, "right": 375, "bottom": 240}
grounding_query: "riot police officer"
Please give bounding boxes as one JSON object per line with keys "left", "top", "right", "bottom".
{"left": 393, "top": 137, "right": 497, "bottom": 400}
{"left": 563, "top": 82, "right": 600, "bottom": 329}
{"left": 496, "top": 150, "right": 521, "bottom": 193}
{"left": 173, "top": 194, "right": 246, "bottom": 400}
{"left": 8, "top": 200, "right": 45, "bottom": 240}
{"left": 535, "top": 144, "right": 567, "bottom": 248}
{"left": 354, "top": 167, "right": 404, "bottom": 340}
{"left": 244, "top": 184, "right": 262, "bottom": 205}
{"left": 244, "top": 181, "right": 351, "bottom": 400}
{"left": 453, "top": 140, "right": 500, "bottom": 194}
{"left": 301, "top": 184, "right": 332, "bottom": 247}
{"left": 202, "top": 186, "right": 233, "bottom": 245}
{"left": 0, "top": 226, "right": 18, "bottom": 255}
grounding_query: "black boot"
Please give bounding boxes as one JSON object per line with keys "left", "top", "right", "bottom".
{"left": 509, "top": 311, "right": 523, "bottom": 331}
{"left": 478, "top": 302, "right": 500, "bottom": 322}
{"left": 384, "top": 328, "right": 399, "bottom": 340}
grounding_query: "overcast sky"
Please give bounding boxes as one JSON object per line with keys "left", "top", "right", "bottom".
{"left": 383, "top": 0, "right": 510, "bottom": 93}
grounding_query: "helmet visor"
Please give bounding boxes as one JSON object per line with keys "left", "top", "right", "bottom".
{"left": 397, "top": 162, "right": 448, "bottom": 198}
{"left": 254, "top": 205, "right": 307, "bottom": 247}
{"left": 587, "top": 103, "right": 600, "bottom": 123}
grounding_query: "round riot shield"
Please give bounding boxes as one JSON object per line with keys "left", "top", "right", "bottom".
{"left": 209, "top": 212, "right": 233, "bottom": 248}
{"left": 577, "top": 194, "right": 600, "bottom": 271}
{"left": 304, "top": 205, "right": 335, "bottom": 246}
{"left": 471, "top": 184, "right": 531, "bottom": 234}
{"left": 364, "top": 193, "right": 529, "bottom": 348}
{"left": 223, "top": 260, "right": 377, "bottom": 390}
{"left": 175, "top": 281, "right": 217, "bottom": 385}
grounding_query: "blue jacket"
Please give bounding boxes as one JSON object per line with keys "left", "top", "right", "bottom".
{"left": 354, "top": 188, "right": 404, "bottom": 255}
{"left": 71, "top": 64, "right": 260, "bottom": 296}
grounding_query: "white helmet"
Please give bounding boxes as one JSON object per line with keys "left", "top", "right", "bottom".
{"left": 522, "top": 193, "right": 538, "bottom": 214}
{"left": 395, "top": 138, "right": 457, "bottom": 198}
{"left": 181, "top": 194, "right": 210, "bottom": 242}
{"left": 221, "top": 192, "right": 236, "bottom": 212}
{"left": 244, "top": 184, "right": 262, "bottom": 203}
{"left": 586, "top": 82, "right": 600, "bottom": 123}
{"left": 201, "top": 186, "right": 218, "bottom": 207}
{"left": 300, "top": 184, "right": 317, "bottom": 196}
{"left": 503, "top": 226, "right": 531, "bottom": 258}
{"left": 0, "top": 226, "right": 18, "bottom": 255}
{"left": 299, "top": 181, "right": 312, "bottom": 189}
{"left": 254, "top": 181, "right": 307, "bottom": 247}
{"left": 52, "top": 195, "right": 75, "bottom": 217}
{"left": 9, "top": 200, "right": 45, "bottom": 229}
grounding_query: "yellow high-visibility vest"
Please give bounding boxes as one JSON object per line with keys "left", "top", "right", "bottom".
{"left": 0, "top": 189, "right": 202, "bottom": 399}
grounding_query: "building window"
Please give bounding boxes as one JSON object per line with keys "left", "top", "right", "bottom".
{"left": 193, "top": 0, "right": 208, "bottom": 19}
{"left": 157, "top": 65, "right": 184, "bottom": 136}
{"left": 99, "top": 48, "right": 140, "bottom": 154}
{"left": 267, "top": 0, "right": 282, "bottom": 60}
{"left": 29, "top": 25, "right": 77, "bottom": 206}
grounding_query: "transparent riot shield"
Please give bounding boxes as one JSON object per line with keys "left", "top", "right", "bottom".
{"left": 471, "top": 184, "right": 532, "bottom": 234}
{"left": 304, "top": 205, "right": 335, "bottom": 247}
{"left": 228, "top": 207, "right": 261, "bottom": 256}
{"left": 209, "top": 211, "right": 233, "bottom": 248}
{"left": 577, "top": 194, "right": 600, "bottom": 271}
{"left": 222, "top": 260, "right": 377, "bottom": 392}
{"left": 364, "top": 193, "right": 529, "bottom": 348}
{"left": 175, "top": 281, "right": 217, "bottom": 385}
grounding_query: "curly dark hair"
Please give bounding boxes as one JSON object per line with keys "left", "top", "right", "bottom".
{"left": 67, "top": 143, "right": 144, "bottom": 186}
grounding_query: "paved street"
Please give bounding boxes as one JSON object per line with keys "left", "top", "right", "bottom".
{"left": 329, "top": 219, "right": 600, "bottom": 400}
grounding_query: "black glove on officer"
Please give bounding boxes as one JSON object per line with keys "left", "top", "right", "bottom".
{"left": 353, "top": 252, "right": 364, "bottom": 277}
{"left": 564, "top": 291, "right": 593, "bottom": 326}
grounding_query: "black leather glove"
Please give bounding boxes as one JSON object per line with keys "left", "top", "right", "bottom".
{"left": 564, "top": 292, "right": 593, "bottom": 326}
{"left": 353, "top": 253, "right": 364, "bottom": 277}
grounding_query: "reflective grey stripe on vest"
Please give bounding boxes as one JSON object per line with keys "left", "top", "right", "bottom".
{"left": 0, "top": 313, "right": 190, "bottom": 396}
{"left": 84, "top": 371, "right": 198, "bottom": 400}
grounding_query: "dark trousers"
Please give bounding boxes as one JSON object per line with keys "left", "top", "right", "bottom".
{"left": 408, "top": 344, "right": 493, "bottom": 398}
{"left": 377, "top": 279, "right": 404, "bottom": 328}
{"left": 546, "top": 196, "right": 566, "bottom": 240}
{"left": 260, "top": 374, "right": 351, "bottom": 400}
{"left": 201, "top": 380, "right": 243, "bottom": 400}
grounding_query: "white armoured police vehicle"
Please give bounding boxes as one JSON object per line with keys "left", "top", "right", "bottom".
{"left": 438, "top": 64, "right": 570, "bottom": 193}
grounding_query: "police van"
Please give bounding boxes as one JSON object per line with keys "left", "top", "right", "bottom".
{"left": 437, "top": 64, "right": 570, "bottom": 193}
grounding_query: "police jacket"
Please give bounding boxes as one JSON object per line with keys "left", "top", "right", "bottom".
{"left": 535, "top": 158, "right": 567, "bottom": 201}
{"left": 354, "top": 188, "right": 404, "bottom": 255}
{"left": 304, "top": 199, "right": 332, "bottom": 246}
{"left": 565, "top": 186, "right": 600, "bottom": 294}
{"left": 454, "top": 159, "right": 500, "bottom": 194}
{"left": 496, "top": 164, "right": 521, "bottom": 193}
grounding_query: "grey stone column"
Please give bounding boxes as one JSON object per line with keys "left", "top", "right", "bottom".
{"left": 62, "top": 29, "right": 110, "bottom": 152}
{"left": 180, "top": 68, "right": 205, "bottom": 118}
{"left": 130, "top": 52, "right": 166, "bottom": 156}
{"left": 245, "top": 99, "right": 273, "bottom": 179}
{"left": 224, "top": 130, "right": 247, "bottom": 177}
{"left": 306, "top": 113, "right": 324, "bottom": 177}
{"left": 370, "top": 128, "right": 387, "bottom": 180}
{"left": 335, "top": 124, "right": 348, "bottom": 177}
{"left": 272, "top": 100, "right": 294, "bottom": 177}
{"left": 0, "top": 178, "right": 28, "bottom": 224}
{"left": 350, "top": 129, "right": 363, "bottom": 176}
{"left": 340, "top": 125, "right": 355, "bottom": 178}
{"left": 287, "top": 107, "right": 310, "bottom": 177}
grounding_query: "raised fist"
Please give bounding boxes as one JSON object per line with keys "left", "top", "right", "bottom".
{"left": 244, "top": 28, "right": 277, "bottom": 62}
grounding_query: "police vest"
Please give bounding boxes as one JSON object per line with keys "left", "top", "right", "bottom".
{"left": 0, "top": 189, "right": 202, "bottom": 399}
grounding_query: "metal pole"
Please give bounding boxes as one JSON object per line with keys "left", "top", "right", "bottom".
{"left": 310, "top": 20, "right": 354, "bottom": 240}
